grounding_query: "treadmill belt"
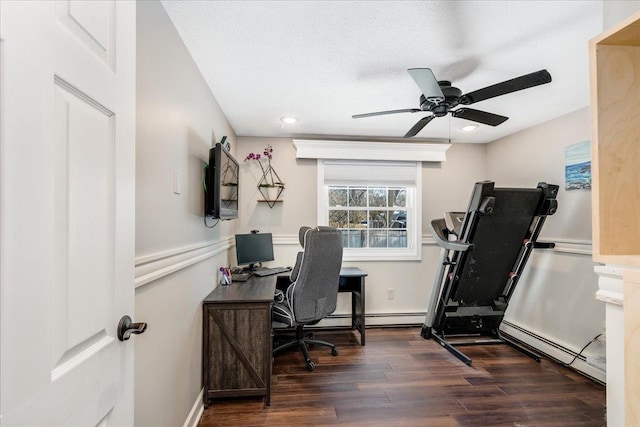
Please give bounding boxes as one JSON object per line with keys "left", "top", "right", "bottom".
{"left": 453, "top": 188, "right": 542, "bottom": 306}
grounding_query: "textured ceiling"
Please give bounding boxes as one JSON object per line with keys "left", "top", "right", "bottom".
{"left": 162, "top": 1, "right": 602, "bottom": 144}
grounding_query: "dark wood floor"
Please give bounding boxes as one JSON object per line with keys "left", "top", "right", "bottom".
{"left": 199, "top": 327, "right": 606, "bottom": 427}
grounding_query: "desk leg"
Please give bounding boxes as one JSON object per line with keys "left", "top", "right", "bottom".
{"left": 352, "top": 278, "right": 365, "bottom": 346}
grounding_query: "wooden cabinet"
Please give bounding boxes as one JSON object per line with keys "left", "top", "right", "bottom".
{"left": 589, "top": 12, "right": 640, "bottom": 266}
{"left": 202, "top": 276, "right": 276, "bottom": 406}
{"left": 589, "top": 11, "right": 640, "bottom": 427}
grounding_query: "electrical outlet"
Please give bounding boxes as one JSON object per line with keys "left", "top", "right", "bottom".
{"left": 387, "top": 288, "right": 395, "bottom": 300}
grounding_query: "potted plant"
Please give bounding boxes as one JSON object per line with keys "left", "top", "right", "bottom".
{"left": 245, "top": 145, "right": 285, "bottom": 207}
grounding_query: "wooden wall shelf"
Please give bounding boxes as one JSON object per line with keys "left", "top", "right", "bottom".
{"left": 590, "top": 11, "right": 640, "bottom": 267}
{"left": 257, "top": 200, "right": 283, "bottom": 208}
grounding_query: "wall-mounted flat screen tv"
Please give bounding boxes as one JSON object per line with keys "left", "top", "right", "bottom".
{"left": 205, "top": 142, "right": 239, "bottom": 220}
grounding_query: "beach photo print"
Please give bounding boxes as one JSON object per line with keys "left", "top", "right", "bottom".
{"left": 565, "top": 140, "right": 591, "bottom": 191}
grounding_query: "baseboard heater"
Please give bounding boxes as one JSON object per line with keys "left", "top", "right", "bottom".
{"left": 500, "top": 320, "right": 605, "bottom": 385}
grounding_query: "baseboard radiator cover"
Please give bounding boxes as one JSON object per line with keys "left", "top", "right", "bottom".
{"left": 317, "top": 312, "right": 425, "bottom": 328}
{"left": 500, "top": 320, "right": 605, "bottom": 384}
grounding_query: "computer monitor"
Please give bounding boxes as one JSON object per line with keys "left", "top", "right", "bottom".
{"left": 235, "top": 232, "right": 275, "bottom": 270}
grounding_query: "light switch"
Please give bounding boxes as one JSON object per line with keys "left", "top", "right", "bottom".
{"left": 173, "top": 170, "right": 181, "bottom": 195}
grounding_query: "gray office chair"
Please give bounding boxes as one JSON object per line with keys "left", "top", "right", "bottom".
{"left": 272, "top": 226, "right": 343, "bottom": 371}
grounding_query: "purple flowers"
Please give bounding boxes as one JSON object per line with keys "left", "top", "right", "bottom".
{"left": 245, "top": 145, "right": 273, "bottom": 162}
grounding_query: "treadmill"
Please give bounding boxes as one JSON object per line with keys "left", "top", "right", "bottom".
{"left": 421, "top": 181, "right": 558, "bottom": 365}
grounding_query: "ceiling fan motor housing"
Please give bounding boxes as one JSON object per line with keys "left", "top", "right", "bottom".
{"left": 420, "top": 81, "right": 463, "bottom": 116}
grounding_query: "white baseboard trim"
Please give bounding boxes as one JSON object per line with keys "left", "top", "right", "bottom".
{"left": 500, "top": 320, "right": 605, "bottom": 383}
{"left": 183, "top": 388, "right": 204, "bottom": 427}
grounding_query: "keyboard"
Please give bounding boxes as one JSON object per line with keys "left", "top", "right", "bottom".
{"left": 252, "top": 266, "right": 291, "bottom": 277}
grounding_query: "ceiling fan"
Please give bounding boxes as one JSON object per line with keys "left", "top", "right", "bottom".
{"left": 352, "top": 68, "right": 552, "bottom": 138}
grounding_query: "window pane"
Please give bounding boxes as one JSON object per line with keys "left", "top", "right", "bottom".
{"left": 326, "top": 183, "right": 412, "bottom": 252}
{"left": 348, "top": 210, "right": 367, "bottom": 228}
{"left": 349, "top": 188, "right": 367, "bottom": 207}
{"left": 389, "top": 188, "right": 406, "bottom": 207}
{"left": 369, "top": 229, "right": 388, "bottom": 247}
{"left": 388, "top": 230, "right": 407, "bottom": 248}
{"left": 347, "top": 229, "right": 367, "bottom": 248}
{"left": 368, "top": 188, "right": 386, "bottom": 207}
{"left": 329, "top": 210, "right": 348, "bottom": 228}
{"left": 369, "top": 210, "right": 388, "bottom": 228}
{"left": 340, "top": 230, "right": 349, "bottom": 247}
{"left": 390, "top": 210, "right": 407, "bottom": 229}
{"left": 329, "top": 187, "right": 347, "bottom": 207}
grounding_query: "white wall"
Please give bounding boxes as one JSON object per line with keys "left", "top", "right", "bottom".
{"left": 237, "top": 137, "right": 486, "bottom": 323}
{"left": 603, "top": 0, "right": 640, "bottom": 29}
{"left": 486, "top": 107, "right": 605, "bottom": 381}
{"left": 135, "top": 2, "right": 237, "bottom": 426}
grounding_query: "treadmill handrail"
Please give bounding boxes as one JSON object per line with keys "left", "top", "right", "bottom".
{"left": 430, "top": 219, "right": 474, "bottom": 252}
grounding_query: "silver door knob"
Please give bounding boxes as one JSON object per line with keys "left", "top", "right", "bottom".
{"left": 117, "top": 315, "right": 147, "bottom": 341}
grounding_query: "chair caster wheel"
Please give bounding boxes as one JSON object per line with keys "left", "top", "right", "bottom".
{"left": 331, "top": 347, "right": 338, "bottom": 356}
{"left": 306, "top": 361, "right": 315, "bottom": 371}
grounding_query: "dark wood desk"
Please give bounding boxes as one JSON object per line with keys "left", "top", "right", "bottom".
{"left": 339, "top": 267, "right": 368, "bottom": 346}
{"left": 202, "top": 268, "right": 367, "bottom": 407}
{"left": 202, "top": 275, "right": 276, "bottom": 406}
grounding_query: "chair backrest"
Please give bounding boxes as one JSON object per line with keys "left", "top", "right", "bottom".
{"left": 290, "top": 226, "right": 343, "bottom": 324}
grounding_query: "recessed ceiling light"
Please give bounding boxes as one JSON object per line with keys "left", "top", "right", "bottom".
{"left": 280, "top": 116, "right": 299, "bottom": 124}
{"left": 460, "top": 124, "right": 479, "bottom": 132}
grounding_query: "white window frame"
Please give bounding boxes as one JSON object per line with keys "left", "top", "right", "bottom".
{"left": 318, "top": 159, "right": 422, "bottom": 261}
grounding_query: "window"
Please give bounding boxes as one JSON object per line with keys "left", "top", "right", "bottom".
{"left": 328, "top": 186, "right": 408, "bottom": 249}
{"left": 318, "top": 160, "right": 421, "bottom": 261}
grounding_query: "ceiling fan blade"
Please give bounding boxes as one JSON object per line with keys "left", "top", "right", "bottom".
{"left": 460, "top": 69, "right": 552, "bottom": 105}
{"left": 408, "top": 68, "right": 445, "bottom": 103}
{"left": 452, "top": 108, "right": 509, "bottom": 126}
{"left": 352, "top": 108, "right": 421, "bottom": 119}
{"left": 404, "top": 115, "right": 436, "bottom": 138}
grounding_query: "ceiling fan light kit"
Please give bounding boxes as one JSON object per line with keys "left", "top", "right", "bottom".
{"left": 280, "top": 115, "right": 299, "bottom": 124}
{"left": 353, "top": 68, "right": 552, "bottom": 138}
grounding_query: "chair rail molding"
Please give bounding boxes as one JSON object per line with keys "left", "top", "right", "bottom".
{"left": 274, "top": 234, "right": 590, "bottom": 255}
{"left": 135, "top": 237, "right": 234, "bottom": 288}
{"left": 292, "top": 139, "right": 451, "bottom": 162}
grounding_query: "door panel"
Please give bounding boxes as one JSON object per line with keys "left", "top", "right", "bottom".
{"left": 57, "top": 0, "right": 115, "bottom": 69}
{"left": 52, "top": 77, "right": 115, "bottom": 368}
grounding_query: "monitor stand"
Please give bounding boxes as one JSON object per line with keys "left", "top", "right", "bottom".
{"left": 243, "top": 263, "right": 262, "bottom": 272}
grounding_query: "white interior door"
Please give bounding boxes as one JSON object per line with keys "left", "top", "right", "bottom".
{"left": 0, "top": 1, "right": 137, "bottom": 425}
